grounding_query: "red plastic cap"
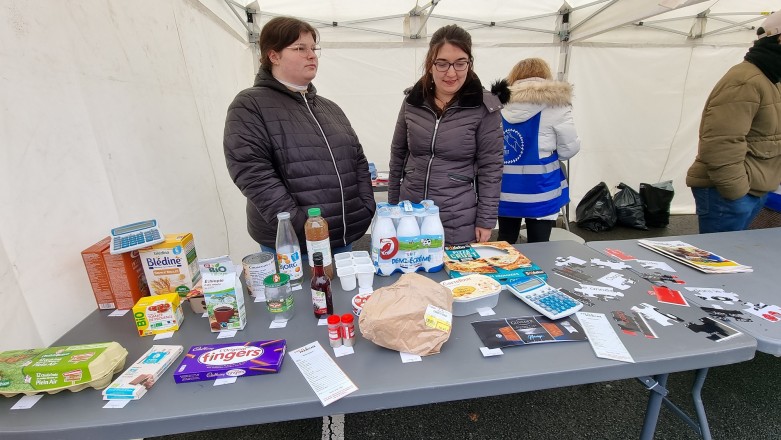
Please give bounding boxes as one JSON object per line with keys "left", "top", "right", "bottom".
{"left": 327, "top": 314, "right": 341, "bottom": 324}
{"left": 340, "top": 313, "right": 354, "bottom": 323}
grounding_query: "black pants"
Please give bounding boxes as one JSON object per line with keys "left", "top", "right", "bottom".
{"left": 497, "top": 217, "right": 555, "bottom": 243}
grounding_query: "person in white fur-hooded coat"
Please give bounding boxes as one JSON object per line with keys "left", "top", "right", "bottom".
{"left": 490, "top": 58, "right": 581, "bottom": 243}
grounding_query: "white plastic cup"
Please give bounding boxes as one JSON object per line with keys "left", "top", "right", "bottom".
{"left": 337, "top": 266, "right": 357, "bottom": 291}
{"left": 335, "top": 259, "right": 355, "bottom": 269}
{"left": 353, "top": 257, "right": 372, "bottom": 266}
{"left": 334, "top": 253, "right": 353, "bottom": 263}
{"left": 355, "top": 264, "right": 375, "bottom": 289}
{"left": 351, "top": 251, "right": 370, "bottom": 260}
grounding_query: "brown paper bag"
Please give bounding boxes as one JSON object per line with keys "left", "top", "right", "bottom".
{"left": 358, "top": 273, "right": 453, "bottom": 356}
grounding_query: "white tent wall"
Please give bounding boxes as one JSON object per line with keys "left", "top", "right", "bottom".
{"left": 0, "top": 0, "right": 255, "bottom": 350}
{"left": 1, "top": 0, "right": 776, "bottom": 350}
{"left": 566, "top": 43, "right": 756, "bottom": 215}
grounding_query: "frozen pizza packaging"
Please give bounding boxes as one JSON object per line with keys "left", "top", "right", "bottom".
{"left": 173, "top": 340, "right": 285, "bottom": 383}
{"left": 103, "top": 345, "right": 183, "bottom": 400}
{"left": 0, "top": 342, "right": 128, "bottom": 397}
{"left": 443, "top": 241, "right": 546, "bottom": 285}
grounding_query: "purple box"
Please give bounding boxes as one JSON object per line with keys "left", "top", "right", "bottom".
{"left": 173, "top": 340, "right": 286, "bottom": 383}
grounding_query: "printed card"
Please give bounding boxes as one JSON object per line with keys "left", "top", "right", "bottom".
{"left": 604, "top": 248, "right": 636, "bottom": 261}
{"left": 650, "top": 285, "right": 689, "bottom": 306}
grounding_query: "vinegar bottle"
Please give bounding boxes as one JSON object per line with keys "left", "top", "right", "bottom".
{"left": 275, "top": 212, "right": 303, "bottom": 288}
{"left": 304, "top": 207, "right": 333, "bottom": 279}
{"left": 310, "top": 252, "right": 333, "bottom": 318}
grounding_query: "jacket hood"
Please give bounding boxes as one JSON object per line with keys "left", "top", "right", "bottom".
{"left": 506, "top": 77, "right": 573, "bottom": 106}
{"left": 497, "top": 77, "right": 573, "bottom": 123}
{"left": 405, "top": 75, "right": 505, "bottom": 110}
{"left": 253, "top": 68, "right": 318, "bottom": 101}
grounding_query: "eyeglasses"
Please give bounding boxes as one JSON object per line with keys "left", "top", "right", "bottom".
{"left": 286, "top": 45, "right": 321, "bottom": 58}
{"left": 433, "top": 60, "right": 470, "bottom": 72}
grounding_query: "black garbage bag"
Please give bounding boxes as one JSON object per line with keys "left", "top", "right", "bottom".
{"left": 576, "top": 182, "right": 617, "bottom": 232}
{"left": 613, "top": 183, "right": 648, "bottom": 230}
{"left": 640, "top": 181, "right": 674, "bottom": 227}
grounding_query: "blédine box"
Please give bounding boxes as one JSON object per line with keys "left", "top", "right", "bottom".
{"left": 174, "top": 340, "right": 286, "bottom": 383}
{"left": 443, "top": 241, "right": 546, "bottom": 285}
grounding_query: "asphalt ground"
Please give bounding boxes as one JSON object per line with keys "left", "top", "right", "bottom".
{"left": 151, "top": 216, "right": 781, "bottom": 440}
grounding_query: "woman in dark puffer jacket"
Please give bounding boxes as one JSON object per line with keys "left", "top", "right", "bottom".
{"left": 224, "top": 17, "right": 375, "bottom": 253}
{"left": 388, "top": 24, "right": 505, "bottom": 246}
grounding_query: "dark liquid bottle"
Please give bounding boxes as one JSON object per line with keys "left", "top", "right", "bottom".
{"left": 311, "top": 252, "right": 333, "bottom": 318}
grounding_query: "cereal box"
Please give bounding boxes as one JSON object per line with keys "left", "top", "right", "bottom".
{"left": 173, "top": 340, "right": 285, "bottom": 383}
{"left": 82, "top": 237, "right": 150, "bottom": 310}
{"left": 139, "top": 233, "right": 201, "bottom": 296}
{"left": 132, "top": 293, "right": 185, "bottom": 337}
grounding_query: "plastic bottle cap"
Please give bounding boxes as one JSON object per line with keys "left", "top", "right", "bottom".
{"left": 308, "top": 207, "right": 321, "bottom": 217}
{"left": 427, "top": 205, "right": 440, "bottom": 214}
{"left": 340, "top": 313, "right": 354, "bottom": 323}
{"left": 277, "top": 211, "right": 290, "bottom": 220}
{"left": 327, "top": 315, "right": 341, "bottom": 324}
{"left": 313, "top": 252, "right": 323, "bottom": 265}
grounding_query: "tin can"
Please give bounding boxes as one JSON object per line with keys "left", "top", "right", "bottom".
{"left": 242, "top": 252, "right": 276, "bottom": 297}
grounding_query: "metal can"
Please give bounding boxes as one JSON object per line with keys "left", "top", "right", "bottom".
{"left": 242, "top": 252, "right": 276, "bottom": 297}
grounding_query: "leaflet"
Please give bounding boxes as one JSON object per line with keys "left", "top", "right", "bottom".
{"left": 289, "top": 341, "right": 357, "bottom": 407}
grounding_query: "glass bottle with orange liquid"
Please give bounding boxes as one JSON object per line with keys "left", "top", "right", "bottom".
{"left": 304, "top": 208, "right": 334, "bottom": 279}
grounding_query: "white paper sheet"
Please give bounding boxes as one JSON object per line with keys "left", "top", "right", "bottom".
{"left": 576, "top": 312, "right": 634, "bottom": 363}
{"left": 289, "top": 341, "right": 358, "bottom": 406}
{"left": 108, "top": 309, "right": 129, "bottom": 317}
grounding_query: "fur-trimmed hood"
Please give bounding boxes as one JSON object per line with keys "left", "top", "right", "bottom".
{"left": 492, "top": 77, "right": 573, "bottom": 124}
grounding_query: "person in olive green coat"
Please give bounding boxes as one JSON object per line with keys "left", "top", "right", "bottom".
{"left": 686, "top": 11, "right": 781, "bottom": 233}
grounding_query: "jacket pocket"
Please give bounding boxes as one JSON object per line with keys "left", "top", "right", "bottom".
{"left": 448, "top": 173, "right": 474, "bottom": 185}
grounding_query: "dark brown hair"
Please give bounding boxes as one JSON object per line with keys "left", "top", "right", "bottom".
{"left": 421, "top": 24, "right": 477, "bottom": 97}
{"left": 259, "top": 17, "right": 319, "bottom": 72}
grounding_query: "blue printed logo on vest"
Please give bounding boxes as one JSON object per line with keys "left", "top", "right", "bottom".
{"left": 503, "top": 128, "right": 524, "bottom": 165}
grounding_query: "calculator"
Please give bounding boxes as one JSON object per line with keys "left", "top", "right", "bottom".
{"left": 109, "top": 219, "right": 164, "bottom": 254}
{"left": 507, "top": 277, "right": 582, "bottom": 320}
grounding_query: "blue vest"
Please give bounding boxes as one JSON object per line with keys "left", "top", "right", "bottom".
{"left": 498, "top": 112, "right": 569, "bottom": 218}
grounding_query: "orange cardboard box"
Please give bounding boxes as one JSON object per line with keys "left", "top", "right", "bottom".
{"left": 82, "top": 237, "right": 150, "bottom": 310}
{"left": 81, "top": 237, "right": 116, "bottom": 310}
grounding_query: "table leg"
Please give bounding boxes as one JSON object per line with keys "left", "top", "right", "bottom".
{"left": 639, "top": 373, "right": 669, "bottom": 440}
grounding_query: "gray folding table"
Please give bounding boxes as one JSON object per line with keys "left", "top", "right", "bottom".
{"left": 0, "top": 240, "right": 756, "bottom": 440}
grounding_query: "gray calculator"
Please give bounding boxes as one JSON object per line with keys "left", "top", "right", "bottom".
{"left": 507, "top": 277, "right": 582, "bottom": 320}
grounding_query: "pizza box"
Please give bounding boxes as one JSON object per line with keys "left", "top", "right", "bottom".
{"left": 443, "top": 241, "right": 546, "bottom": 285}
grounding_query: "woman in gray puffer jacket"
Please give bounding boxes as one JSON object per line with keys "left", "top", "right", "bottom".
{"left": 388, "top": 25, "right": 505, "bottom": 245}
{"left": 224, "top": 17, "right": 375, "bottom": 252}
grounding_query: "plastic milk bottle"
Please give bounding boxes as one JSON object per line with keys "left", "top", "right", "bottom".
{"left": 371, "top": 207, "right": 398, "bottom": 276}
{"left": 420, "top": 205, "right": 445, "bottom": 272}
{"left": 396, "top": 209, "right": 422, "bottom": 273}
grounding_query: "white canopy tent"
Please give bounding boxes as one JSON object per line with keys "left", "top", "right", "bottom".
{"left": 1, "top": 0, "right": 776, "bottom": 350}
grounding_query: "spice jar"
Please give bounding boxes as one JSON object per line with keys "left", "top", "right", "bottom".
{"left": 327, "top": 314, "right": 342, "bottom": 348}
{"left": 341, "top": 313, "right": 355, "bottom": 347}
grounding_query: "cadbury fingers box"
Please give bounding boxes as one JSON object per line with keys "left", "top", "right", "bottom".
{"left": 173, "top": 340, "right": 286, "bottom": 383}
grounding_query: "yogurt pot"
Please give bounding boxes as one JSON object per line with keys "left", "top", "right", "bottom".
{"left": 351, "top": 293, "right": 371, "bottom": 316}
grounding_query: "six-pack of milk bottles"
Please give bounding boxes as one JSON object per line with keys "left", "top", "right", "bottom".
{"left": 370, "top": 200, "right": 445, "bottom": 276}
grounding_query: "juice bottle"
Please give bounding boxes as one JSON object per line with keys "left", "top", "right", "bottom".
{"left": 304, "top": 207, "right": 334, "bottom": 279}
{"left": 275, "top": 212, "right": 303, "bottom": 288}
{"left": 310, "top": 252, "right": 333, "bottom": 318}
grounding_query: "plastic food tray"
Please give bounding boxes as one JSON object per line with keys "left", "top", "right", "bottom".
{"left": 440, "top": 275, "right": 502, "bottom": 316}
